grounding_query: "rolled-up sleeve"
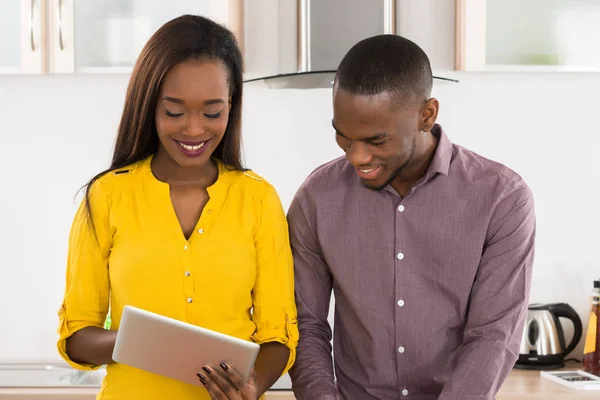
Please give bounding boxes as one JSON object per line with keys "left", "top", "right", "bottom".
{"left": 57, "top": 181, "right": 112, "bottom": 370}
{"left": 250, "top": 184, "right": 299, "bottom": 374}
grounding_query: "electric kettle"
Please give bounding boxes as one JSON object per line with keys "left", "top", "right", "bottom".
{"left": 515, "top": 303, "right": 583, "bottom": 369}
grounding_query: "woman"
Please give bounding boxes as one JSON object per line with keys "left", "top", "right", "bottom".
{"left": 57, "top": 15, "right": 298, "bottom": 400}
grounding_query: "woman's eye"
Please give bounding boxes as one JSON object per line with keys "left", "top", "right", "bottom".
{"left": 165, "top": 110, "right": 184, "bottom": 118}
{"left": 204, "top": 112, "right": 222, "bottom": 119}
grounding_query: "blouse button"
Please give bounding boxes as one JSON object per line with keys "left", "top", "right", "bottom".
{"left": 198, "top": 228, "right": 204, "bottom": 234}
{"left": 185, "top": 271, "right": 191, "bottom": 277}
{"left": 187, "top": 297, "right": 193, "bottom": 303}
{"left": 184, "top": 244, "right": 188, "bottom": 250}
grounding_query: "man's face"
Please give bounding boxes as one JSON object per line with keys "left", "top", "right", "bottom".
{"left": 332, "top": 87, "right": 422, "bottom": 190}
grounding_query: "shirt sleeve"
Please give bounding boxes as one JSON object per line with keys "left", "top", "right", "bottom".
{"left": 438, "top": 180, "right": 536, "bottom": 400}
{"left": 287, "top": 185, "right": 337, "bottom": 400}
{"left": 250, "top": 183, "right": 299, "bottom": 375}
{"left": 56, "top": 180, "right": 112, "bottom": 370}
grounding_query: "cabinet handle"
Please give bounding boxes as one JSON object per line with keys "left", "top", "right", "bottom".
{"left": 29, "top": 0, "right": 36, "bottom": 51}
{"left": 57, "top": 0, "right": 64, "bottom": 51}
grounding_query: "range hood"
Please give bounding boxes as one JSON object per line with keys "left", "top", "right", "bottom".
{"left": 242, "top": 0, "right": 458, "bottom": 89}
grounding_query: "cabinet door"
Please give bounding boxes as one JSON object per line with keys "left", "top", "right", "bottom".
{"left": 456, "top": 0, "right": 600, "bottom": 71}
{"left": 0, "top": 0, "right": 46, "bottom": 74}
{"left": 50, "top": 0, "right": 241, "bottom": 73}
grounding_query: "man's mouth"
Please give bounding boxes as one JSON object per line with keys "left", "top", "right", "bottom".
{"left": 355, "top": 166, "right": 382, "bottom": 180}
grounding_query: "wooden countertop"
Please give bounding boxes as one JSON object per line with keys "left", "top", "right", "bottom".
{"left": 0, "top": 388, "right": 295, "bottom": 400}
{"left": 1, "top": 363, "right": 597, "bottom": 399}
{"left": 496, "top": 362, "right": 598, "bottom": 399}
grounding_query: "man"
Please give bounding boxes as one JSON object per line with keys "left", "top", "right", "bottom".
{"left": 287, "top": 35, "right": 535, "bottom": 400}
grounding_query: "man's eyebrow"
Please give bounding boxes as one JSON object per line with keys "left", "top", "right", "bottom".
{"left": 332, "top": 120, "right": 345, "bottom": 137}
{"left": 332, "top": 120, "right": 388, "bottom": 141}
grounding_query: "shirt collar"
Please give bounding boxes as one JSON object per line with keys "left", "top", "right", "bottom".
{"left": 428, "top": 124, "right": 452, "bottom": 177}
{"left": 382, "top": 124, "right": 452, "bottom": 197}
{"left": 141, "top": 154, "right": 231, "bottom": 196}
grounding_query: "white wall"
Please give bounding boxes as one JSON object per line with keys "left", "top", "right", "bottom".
{"left": 0, "top": 0, "right": 598, "bottom": 368}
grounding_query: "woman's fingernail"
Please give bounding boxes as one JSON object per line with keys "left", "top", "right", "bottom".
{"left": 197, "top": 373, "right": 206, "bottom": 383}
{"left": 202, "top": 366, "right": 211, "bottom": 374}
{"left": 220, "top": 363, "right": 229, "bottom": 371}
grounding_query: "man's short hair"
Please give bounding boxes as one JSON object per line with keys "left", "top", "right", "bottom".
{"left": 335, "top": 34, "right": 433, "bottom": 107}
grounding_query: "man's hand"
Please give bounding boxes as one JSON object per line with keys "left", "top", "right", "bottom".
{"left": 197, "top": 363, "right": 258, "bottom": 400}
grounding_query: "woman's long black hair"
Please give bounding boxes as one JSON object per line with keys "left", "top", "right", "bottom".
{"left": 83, "top": 14, "right": 245, "bottom": 219}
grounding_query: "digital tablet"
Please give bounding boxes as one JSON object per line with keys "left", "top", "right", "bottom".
{"left": 112, "top": 305, "right": 260, "bottom": 386}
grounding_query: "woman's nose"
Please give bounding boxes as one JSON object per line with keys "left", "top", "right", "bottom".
{"left": 184, "top": 114, "right": 206, "bottom": 137}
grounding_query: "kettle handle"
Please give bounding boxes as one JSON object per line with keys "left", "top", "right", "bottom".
{"left": 547, "top": 303, "right": 583, "bottom": 356}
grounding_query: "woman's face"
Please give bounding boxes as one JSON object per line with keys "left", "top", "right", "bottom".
{"left": 155, "top": 58, "right": 231, "bottom": 169}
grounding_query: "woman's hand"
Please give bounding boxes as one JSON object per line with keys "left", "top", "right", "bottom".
{"left": 197, "top": 363, "right": 259, "bottom": 400}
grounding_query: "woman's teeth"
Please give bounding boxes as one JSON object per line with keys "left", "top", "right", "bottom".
{"left": 178, "top": 141, "right": 205, "bottom": 151}
{"left": 360, "top": 168, "right": 375, "bottom": 173}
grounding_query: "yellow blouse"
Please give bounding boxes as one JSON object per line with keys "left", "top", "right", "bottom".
{"left": 57, "top": 155, "right": 298, "bottom": 400}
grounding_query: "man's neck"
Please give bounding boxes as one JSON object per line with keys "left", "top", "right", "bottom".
{"left": 391, "top": 132, "right": 439, "bottom": 197}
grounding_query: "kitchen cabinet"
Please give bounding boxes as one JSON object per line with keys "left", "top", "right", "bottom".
{"left": 0, "top": 1, "right": 46, "bottom": 73}
{"left": 0, "top": 0, "right": 242, "bottom": 75}
{"left": 455, "top": 0, "right": 600, "bottom": 72}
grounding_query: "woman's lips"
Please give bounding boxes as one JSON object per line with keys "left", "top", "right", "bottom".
{"left": 173, "top": 138, "right": 210, "bottom": 157}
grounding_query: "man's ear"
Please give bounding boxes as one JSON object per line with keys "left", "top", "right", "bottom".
{"left": 420, "top": 98, "right": 439, "bottom": 132}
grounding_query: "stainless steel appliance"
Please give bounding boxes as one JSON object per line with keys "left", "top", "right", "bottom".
{"left": 515, "top": 303, "right": 583, "bottom": 369}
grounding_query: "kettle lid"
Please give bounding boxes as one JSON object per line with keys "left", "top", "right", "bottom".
{"left": 528, "top": 303, "right": 552, "bottom": 310}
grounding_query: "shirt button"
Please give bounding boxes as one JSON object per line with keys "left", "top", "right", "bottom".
{"left": 398, "top": 346, "right": 405, "bottom": 353}
{"left": 398, "top": 204, "right": 405, "bottom": 212}
{"left": 397, "top": 299, "right": 405, "bottom": 307}
{"left": 207, "top": 209, "right": 212, "bottom": 214}
{"left": 397, "top": 252, "right": 404, "bottom": 260}
{"left": 185, "top": 271, "right": 191, "bottom": 277}
{"left": 198, "top": 228, "right": 204, "bottom": 234}
{"left": 187, "top": 297, "right": 193, "bottom": 303}
{"left": 402, "top": 388, "right": 409, "bottom": 396}
{"left": 184, "top": 244, "right": 188, "bottom": 250}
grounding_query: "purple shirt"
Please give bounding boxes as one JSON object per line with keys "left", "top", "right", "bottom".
{"left": 287, "top": 125, "right": 536, "bottom": 400}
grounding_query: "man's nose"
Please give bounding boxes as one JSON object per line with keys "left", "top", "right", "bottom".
{"left": 345, "top": 141, "right": 372, "bottom": 166}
